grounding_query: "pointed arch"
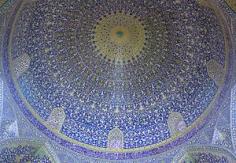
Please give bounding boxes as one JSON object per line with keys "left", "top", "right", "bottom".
{"left": 206, "top": 59, "right": 225, "bottom": 87}
{"left": 13, "top": 53, "right": 31, "bottom": 79}
{"left": 107, "top": 127, "right": 124, "bottom": 149}
{"left": 46, "top": 107, "right": 65, "bottom": 132}
{"left": 168, "top": 112, "right": 186, "bottom": 136}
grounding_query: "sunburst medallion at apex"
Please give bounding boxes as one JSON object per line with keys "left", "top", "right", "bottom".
{"left": 93, "top": 12, "right": 146, "bottom": 64}
{"left": 3, "top": 0, "right": 228, "bottom": 159}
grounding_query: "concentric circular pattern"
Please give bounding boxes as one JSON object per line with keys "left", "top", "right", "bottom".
{"left": 93, "top": 12, "right": 146, "bottom": 64}
{"left": 3, "top": 0, "right": 227, "bottom": 159}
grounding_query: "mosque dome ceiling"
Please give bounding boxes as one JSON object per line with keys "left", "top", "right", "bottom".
{"left": 1, "top": 0, "right": 232, "bottom": 160}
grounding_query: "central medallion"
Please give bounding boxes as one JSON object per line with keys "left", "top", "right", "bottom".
{"left": 93, "top": 12, "right": 146, "bottom": 64}
{"left": 3, "top": 0, "right": 228, "bottom": 159}
{"left": 111, "top": 26, "right": 129, "bottom": 45}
